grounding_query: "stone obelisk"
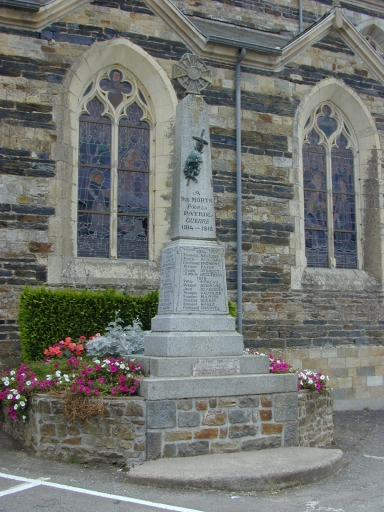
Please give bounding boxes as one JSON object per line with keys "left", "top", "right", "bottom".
{"left": 144, "top": 55, "right": 243, "bottom": 362}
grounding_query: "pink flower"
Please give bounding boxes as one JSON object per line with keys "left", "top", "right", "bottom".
{"left": 10, "top": 411, "right": 17, "bottom": 419}
{"left": 130, "top": 386, "right": 136, "bottom": 394}
{"left": 111, "top": 388, "right": 116, "bottom": 394}
{"left": 97, "top": 377, "right": 104, "bottom": 383}
{"left": 94, "top": 389, "right": 99, "bottom": 395}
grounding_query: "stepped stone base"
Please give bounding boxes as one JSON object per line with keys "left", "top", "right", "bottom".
{"left": 136, "top": 354, "right": 269, "bottom": 378}
{"left": 139, "top": 373, "right": 298, "bottom": 401}
{"left": 144, "top": 331, "right": 244, "bottom": 357}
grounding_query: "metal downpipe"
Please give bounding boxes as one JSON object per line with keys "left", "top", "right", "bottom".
{"left": 299, "top": 0, "right": 303, "bottom": 32}
{"left": 236, "top": 48, "right": 246, "bottom": 334}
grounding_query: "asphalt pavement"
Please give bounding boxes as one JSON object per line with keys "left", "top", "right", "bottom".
{"left": 0, "top": 410, "right": 383, "bottom": 512}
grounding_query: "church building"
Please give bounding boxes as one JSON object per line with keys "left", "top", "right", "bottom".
{"left": 1, "top": 0, "right": 384, "bottom": 409}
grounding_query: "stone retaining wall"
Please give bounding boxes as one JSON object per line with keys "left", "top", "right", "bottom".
{"left": 1, "top": 395, "right": 146, "bottom": 466}
{"left": 146, "top": 392, "right": 299, "bottom": 459}
{"left": 298, "top": 389, "right": 333, "bottom": 447}
{"left": 1, "top": 390, "right": 333, "bottom": 465}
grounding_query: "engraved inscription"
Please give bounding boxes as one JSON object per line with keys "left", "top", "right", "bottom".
{"left": 176, "top": 246, "right": 227, "bottom": 313}
{"left": 180, "top": 191, "right": 215, "bottom": 235}
{"left": 158, "top": 249, "right": 176, "bottom": 313}
{"left": 192, "top": 358, "right": 240, "bottom": 376}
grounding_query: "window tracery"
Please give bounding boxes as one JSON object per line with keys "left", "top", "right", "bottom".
{"left": 302, "top": 103, "right": 358, "bottom": 269}
{"left": 77, "top": 67, "right": 152, "bottom": 259}
{"left": 365, "top": 35, "right": 384, "bottom": 58}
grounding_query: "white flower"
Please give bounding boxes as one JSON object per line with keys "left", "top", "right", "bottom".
{"left": 15, "top": 394, "right": 20, "bottom": 400}
{"left": 3, "top": 378, "right": 9, "bottom": 386}
{"left": 14, "top": 404, "right": 18, "bottom": 410}
{"left": 26, "top": 380, "right": 31, "bottom": 386}
{"left": 93, "top": 359, "right": 100, "bottom": 364}
{"left": 19, "top": 401, "right": 26, "bottom": 407}
{"left": 10, "top": 371, "right": 15, "bottom": 376}
{"left": 46, "top": 375, "right": 52, "bottom": 381}
{"left": 7, "top": 394, "right": 13, "bottom": 400}
{"left": 320, "top": 375, "right": 325, "bottom": 381}
{"left": 22, "top": 415, "right": 26, "bottom": 421}
{"left": 64, "top": 374, "right": 70, "bottom": 382}
{"left": 55, "top": 370, "right": 61, "bottom": 377}
{"left": 120, "top": 364, "right": 126, "bottom": 369}
{"left": 308, "top": 379, "right": 313, "bottom": 385}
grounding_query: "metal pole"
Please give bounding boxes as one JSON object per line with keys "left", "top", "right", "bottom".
{"left": 299, "top": 0, "right": 303, "bottom": 32}
{"left": 236, "top": 48, "right": 246, "bottom": 334}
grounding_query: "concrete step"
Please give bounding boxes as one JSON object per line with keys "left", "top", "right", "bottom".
{"left": 129, "top": 447, "right": 344, "bottom": 491}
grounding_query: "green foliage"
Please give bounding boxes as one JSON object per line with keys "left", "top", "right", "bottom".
{"left": 19, "top": 287, "right": 159, "bottom": 361}
{"left": 228, "top": 300, "right": 237, "bottom": 319}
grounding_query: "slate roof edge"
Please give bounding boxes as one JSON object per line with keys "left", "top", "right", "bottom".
{"left": 0, "top": 0, "right": 90, "bottom": 29}
{"left": 0, "top": 1, "right": 43, "bottom": 12}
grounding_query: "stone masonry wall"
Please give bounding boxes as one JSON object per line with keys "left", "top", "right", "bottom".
{"left": 275, "top": 345, "right": 384, "bottom": 410}
{"left": 1, "top": 391, "right": 333, "bottom": 465}
{"left": 298, "top": 389, "right": 333, "bottom": 447}
{"left": 1, "top": 395, "right": 146, "bottom": 466}
{"left": 146, "top": 392, "right": 299, "bottom": 459}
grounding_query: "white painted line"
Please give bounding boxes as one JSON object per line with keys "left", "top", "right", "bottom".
{"left": 364, "top": 454, "right": 384, "bottom": 460}
{"left": 0, "top": 472, "right": 204, "bottom": 512}
{"left": 0, "top": 481, "right": 42, "bottom": 497}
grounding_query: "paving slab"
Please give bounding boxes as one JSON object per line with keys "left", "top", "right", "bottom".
{"left": 128, "top": 447, "right": 344, "bottom": 492}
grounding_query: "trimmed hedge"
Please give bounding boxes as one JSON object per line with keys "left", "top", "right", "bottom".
{"left": 19, "top": 287, "right": 237, "bottom": 361}
{"left": 19, "top": 287, "right": 159, "bottom": 361}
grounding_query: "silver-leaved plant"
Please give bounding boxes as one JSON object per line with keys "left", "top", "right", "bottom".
{"left": 86, "top": 313, "right": 148, "bottom": 358}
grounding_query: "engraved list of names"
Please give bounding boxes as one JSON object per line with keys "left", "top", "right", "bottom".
{"left": 158, "top": 245, "right": 228, "bottom": 314}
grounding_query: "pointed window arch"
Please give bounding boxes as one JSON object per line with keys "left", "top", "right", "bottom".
{"left": 77, "top": 67, "right": 152, "bottom": 260}
{"left": 303, "top": 102, "right": 358, "bottom": 269}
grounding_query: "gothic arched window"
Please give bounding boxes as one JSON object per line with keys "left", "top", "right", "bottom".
{"left": 77, "top": 68, "right": 152, "bottom": 259}
{"left": 303, "top": 103, "right": 358, "bottom": 269}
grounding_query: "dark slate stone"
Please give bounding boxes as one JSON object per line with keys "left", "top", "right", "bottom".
{"left": 11, "top": 205, "right": 55, "bottom": 215}
{"left": 147, "top": 401, "right": 176, "bottom": 429}
{"left": 228, "top": 409, "right": 251, "bottom": 424}
{"left": 146, "top": 431, "right": 162, "bottom": 460}
{"left": 178, "top": 411, "right": 200, "bottom": 428}
{"left": 177, "top": 441, "right": 209, "bottom": 457}
{"left": 241, "top": 436, "right": 281, "bottom": 451}
{"left": 357, "top": 366, "right": 375, "bottom": 376}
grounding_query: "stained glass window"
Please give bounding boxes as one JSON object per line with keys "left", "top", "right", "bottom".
{"left": 77, "top": 69, "right": 151, "bottom": 259}
{"left": 303, "top": 103, "right": 357, "bottom": 269}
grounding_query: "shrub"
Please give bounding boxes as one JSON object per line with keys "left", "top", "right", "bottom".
{"left": 19, "top": 286, "right": 237, "bottom": 361}
{"left": 86, "top": 315, "right": 148, "bottom": 358}
{"left": 19, "top": 287, "right": 158, "bottom": 361}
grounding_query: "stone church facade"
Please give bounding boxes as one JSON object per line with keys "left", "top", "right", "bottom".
{"left": 1, "top": 0, "right": 384, "bottom": 408}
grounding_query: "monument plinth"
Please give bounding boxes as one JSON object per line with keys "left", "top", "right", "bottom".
{"left": 143, "top": 90, "right": 243, "bottom": 364}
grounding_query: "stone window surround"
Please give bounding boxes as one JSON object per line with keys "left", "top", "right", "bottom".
{"left": 291, "top": 78, "right": 384, "bottom": 291}
{"left": 47, "top": 39, "right": 177, "bottom": 287}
